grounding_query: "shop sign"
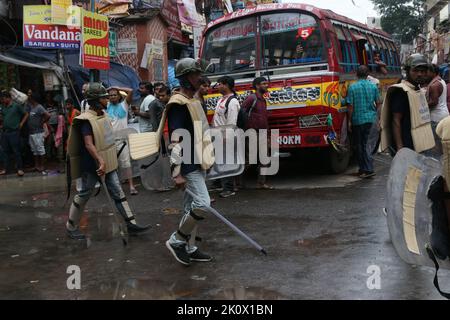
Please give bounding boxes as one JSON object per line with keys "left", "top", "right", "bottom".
{"left": 23, "top": 5, "right": 81, "bottom": 50}
{"left": 81, "top": 10, "right": 110, "bottom": 70}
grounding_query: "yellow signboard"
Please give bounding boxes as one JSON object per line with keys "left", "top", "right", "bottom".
{"left": 81, "top": 10, "right": 110, "bottom": 70}
{"left": 23, "top": 5, "right": 52, "bottom": 25}
{"left": 51, "top": 0, "right": 72, "bottom": 25}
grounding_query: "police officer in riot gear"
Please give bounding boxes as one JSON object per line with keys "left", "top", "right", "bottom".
{"left": 66, "top": 82, "right": 150, "bottom": 240}
{"left": 165, "top": 58, "right": 216, "bottom": 266}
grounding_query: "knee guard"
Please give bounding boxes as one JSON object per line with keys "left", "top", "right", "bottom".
{"left": 115, "top": 197, "right": 136, "bottom": 225}
{"left": 67, "top": 195, "right": 89, "bottom": 230}
{"left": 176, "top": 210, "right": 204, "bottom": 241}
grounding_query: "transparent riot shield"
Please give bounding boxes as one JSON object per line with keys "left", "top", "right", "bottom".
{"left": 386, "top": 148, "right": 450, "bottom": 269}
{"left": 206, "top": 126, "right": 245, "bottom": 181}
{"left": 138, "top": 136, "right": 174, "bottom": 191}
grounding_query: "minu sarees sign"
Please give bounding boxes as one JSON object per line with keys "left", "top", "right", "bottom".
{"left": 81, "top": 10, "right": 110, "bottom": 70}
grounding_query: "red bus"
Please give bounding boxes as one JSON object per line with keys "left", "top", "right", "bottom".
{"left": 200, "top": 3, "right": 401, "bottom": 173}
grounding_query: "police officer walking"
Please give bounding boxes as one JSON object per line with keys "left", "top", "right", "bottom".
{"left": 165, "top": 58, "right": 216, "bottom": 266}
{"left": 65, "top": 83, "right": 150, "bottom": 240}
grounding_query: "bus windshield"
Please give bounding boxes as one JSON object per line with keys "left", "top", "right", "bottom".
{"left": 202, "top": 12, "right": 326, "bottom": 74}
{"left": 203, "top": 17, "right": 257, "bottom": 74}
{"left": 261, "top": 12, "right": 325, "bottom": 67}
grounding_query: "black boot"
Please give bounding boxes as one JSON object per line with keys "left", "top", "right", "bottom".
{"left": 66, "top": 227, "right": 87, "bottom": 241}
{"left": 126, "top": 222, "right": 151, "bottom": 235}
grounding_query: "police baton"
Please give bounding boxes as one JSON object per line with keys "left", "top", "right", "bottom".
{"left": 98, "top": 175, "right": 128, "bottom": 246}
{"left": 184, "top": 188, "right": 267, "bottom": 255}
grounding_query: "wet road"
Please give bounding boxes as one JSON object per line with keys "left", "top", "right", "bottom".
{"left": 1, "top": 154, "right": 449, "bottom": 300}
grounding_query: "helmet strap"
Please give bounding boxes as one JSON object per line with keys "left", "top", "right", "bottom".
{"left": 178, "top": 75, "right": 195, "bottom": 92}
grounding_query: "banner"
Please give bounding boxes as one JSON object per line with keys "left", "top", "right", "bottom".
{"left": 81, "top": 10, "right": 110, "bottom": 70}
{"left": 51, "top": 0, "right": 72, "bottom": 25}
{"left": 23, "top": 5, "right": 81, "bottom": 50}
{"left": 176, "top": 0, "right": 205, "bottom": 27}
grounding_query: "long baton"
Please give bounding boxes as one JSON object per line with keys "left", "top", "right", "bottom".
{"left": 99, "top": 176, "right": 128, "bottom": 246}
{"left": 184, "top": 188, "right": 267, "bottom": 255}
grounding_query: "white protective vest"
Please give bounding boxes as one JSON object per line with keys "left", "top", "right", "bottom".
{"left": 67, "top": 110, "right": 118, "bottom": 179}
{"left": 381, "top": 81, "right": 436, "bottom": 153}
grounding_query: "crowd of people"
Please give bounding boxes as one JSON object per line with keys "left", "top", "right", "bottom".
{"left": 348, "top": 54, "right": 450, "bottom": 179}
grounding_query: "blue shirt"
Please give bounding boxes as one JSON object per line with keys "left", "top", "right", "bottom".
{"left": 347, "top": 79, "right": 380, "bottom": 126}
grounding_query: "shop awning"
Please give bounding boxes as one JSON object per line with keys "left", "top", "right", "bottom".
{"left": 0, "top": 49, "right": 64, "bottom": 79}
{"left": 0, "top": 47, "right": 142, "bottom": 101}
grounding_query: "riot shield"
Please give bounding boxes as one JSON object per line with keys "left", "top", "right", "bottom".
{"left": 114, "top": 127, "right": 140, "bottom": 181}
{"left": 139, "top": 136, "right": 174, "bottom": 191}
{"left": 386, "top": 148, "right": 450, "bottom": 270}
{"left": 207, "top": 126, "right": 245, "bottom": 181}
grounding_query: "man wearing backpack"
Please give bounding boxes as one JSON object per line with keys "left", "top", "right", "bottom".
{"left": 213, "top": 76, "right": 240, "bottom": 198}
{"left": 241, "top": 77, "right": 273, "bottom": 189}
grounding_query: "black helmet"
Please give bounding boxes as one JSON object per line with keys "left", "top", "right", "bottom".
{"left": 404, "top": 54, "right": 428, "bottom": 70}
{"left": 175, "top": 58, "right": 203, "bottom": 78}
{"left": 85, "top": 82, "right": 109, "bottom": 101}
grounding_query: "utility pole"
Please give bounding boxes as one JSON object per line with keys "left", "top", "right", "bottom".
{"left": 57, "top": 50, "right": 69, "bottom": 105}
{"left": 89, "top": 0, "right": 99, "bottom": 83}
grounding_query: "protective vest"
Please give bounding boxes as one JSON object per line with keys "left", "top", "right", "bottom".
{"left": 164, "top": 93, "right": 215, "bottom": 171}
{"left": 381, "top": 80, "right": 435, "bottom": 154}
{"left": 67, "top": 110, "right": 118, "bottom": 179}
{"left": 436, "top": 116, "right": 450, "bottom": 190}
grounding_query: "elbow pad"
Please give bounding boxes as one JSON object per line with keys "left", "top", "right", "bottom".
{"left": 169, "top": 132, "right": 183, "bottom": 178}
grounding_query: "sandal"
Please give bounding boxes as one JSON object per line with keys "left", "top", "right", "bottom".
{"left": 130, "top": 188, "right": 138, "bottom": 195}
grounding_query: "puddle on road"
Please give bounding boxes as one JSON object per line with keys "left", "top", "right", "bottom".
{"left": 85, "top": 280, "right": 284, "bottom": 300}
{"left": 214, "top": 286, "right": 284, "bottom": 300}
{"left": 295, "top": 233, "right": 338, "bottom": 249}
{"left": 86, "top": 279, "right": 197, "bottom": 299}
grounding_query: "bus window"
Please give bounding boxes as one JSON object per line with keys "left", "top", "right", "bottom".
{"left": 260, "top": 12, "right": 326, "bottom": 66}
{"left": 334, "top": 25, "right": 353, "bottom": 73}
{"left": 343, "top": 27, "right": 358, "bottom": 72}
{"left": 366, "top": 33, "right": 377, "bottom": 72}
{"left": 203, "top": 17, "right": 256, "bottom": 74}
{"left": 351, "top": 30, "right": 368, "bottom": 65}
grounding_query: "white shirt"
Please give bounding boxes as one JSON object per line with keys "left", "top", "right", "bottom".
{"left": 138, "top": 94, "right": 156, "bottom": 132}
{"left": 213, "top": 94, "right": 240, "bottom": 127}
{"left": 80, "top": 99, "right": 90, "bottom": 113}
{"left": 430, "top": 79, "right": 449, "bottom": 123}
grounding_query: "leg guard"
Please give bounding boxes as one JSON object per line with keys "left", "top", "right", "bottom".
{"left": 115, "top": 197, "right": 137, "bottom": 225}
{"left": 175, "top": 210, "right": 204, "bottom": 242}
{"left": 66, "top": 194, "right": 89, "bottom": 231}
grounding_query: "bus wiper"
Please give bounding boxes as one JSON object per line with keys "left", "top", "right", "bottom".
{"left": 232, "top": 63, "right": 251, "bottom": 71}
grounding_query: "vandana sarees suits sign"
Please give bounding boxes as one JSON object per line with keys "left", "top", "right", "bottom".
{"left": 23, "top": 5, "right": 81, "bottom": 50}
{"left": 81, "top": 10, "right": 110, "bottom": 70}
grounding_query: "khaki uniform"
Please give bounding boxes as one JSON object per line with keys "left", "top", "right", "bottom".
{"left": 381, "top": 81, "right": 435, "bottom": 154}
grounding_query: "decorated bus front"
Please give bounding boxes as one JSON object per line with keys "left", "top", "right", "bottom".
{"left": 201, "top": 6, "right": 350, "bottom": 172}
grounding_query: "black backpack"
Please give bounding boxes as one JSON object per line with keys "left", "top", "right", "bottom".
{"left": 224, "top": 94, "right": 257, "bottom": 130}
